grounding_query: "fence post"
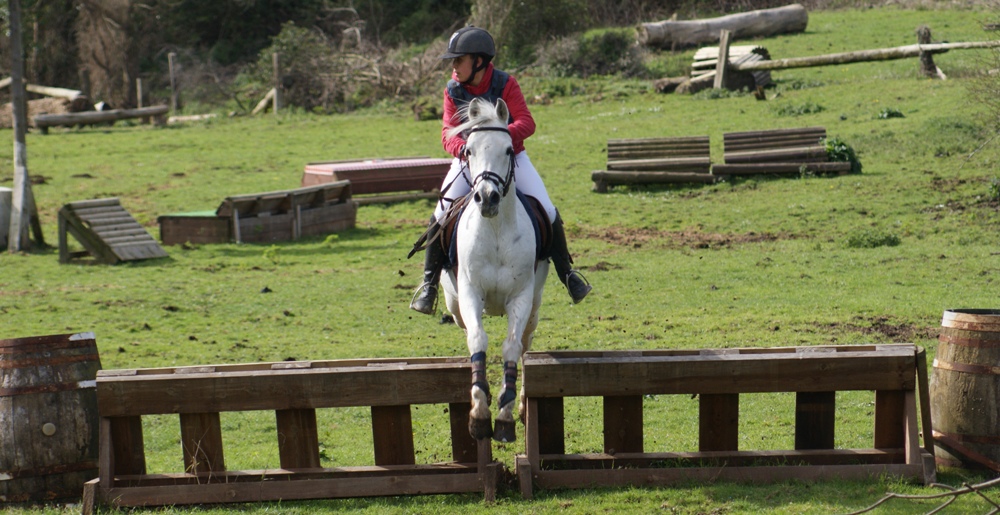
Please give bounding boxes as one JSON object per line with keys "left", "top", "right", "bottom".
{"left": 272, "top": 52, "right": 281, "bottom": 115}
{"left": 168, "top": 52, "right": 179, "bottom": 113}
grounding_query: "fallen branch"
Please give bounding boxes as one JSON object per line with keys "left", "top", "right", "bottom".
{"left": 845, "top": 476, "right": 1000, "bottom": 515}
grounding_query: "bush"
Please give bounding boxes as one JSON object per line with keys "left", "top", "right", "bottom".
{"left": 537, "top": 29, "right": 649, "bottom": 78}
{"left": 845, "top": 228, "right": 900, "bottom": 249}
{"left": 989, "top": 176, "right": 1000, "bottom": 202}
{"left": 824, "top": 136, "right": 863, "bottom": 174}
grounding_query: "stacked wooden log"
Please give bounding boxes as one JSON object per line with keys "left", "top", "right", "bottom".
{"left": 711, "top": 126, "right": 852, "bottom": 176}
{"left": 592, "top": 136, "right": 716, "bottom": 192}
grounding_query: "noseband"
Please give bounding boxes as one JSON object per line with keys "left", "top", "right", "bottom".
{"left": 465, "top": 126, "right": 515, "bottom": 198}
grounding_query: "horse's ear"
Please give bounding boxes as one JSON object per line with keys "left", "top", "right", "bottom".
{"left": 495, "top": 98, "right": 509, "bottom": 124}
{"left": 468, "top": 98, "right": 484, "bottom": 120}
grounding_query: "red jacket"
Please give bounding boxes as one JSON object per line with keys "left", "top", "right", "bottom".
{"left": 441, "top": 63, "right": 535, "bottom": 158}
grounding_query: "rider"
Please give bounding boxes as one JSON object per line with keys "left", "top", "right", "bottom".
{"left": 410, "top": 26, "right": 591, "bottom": 315}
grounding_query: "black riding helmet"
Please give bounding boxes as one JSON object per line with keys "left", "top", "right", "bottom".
{"left": 440, "top": 27, "right": 495, "bottom": 84}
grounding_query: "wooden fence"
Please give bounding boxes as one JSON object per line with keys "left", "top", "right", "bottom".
{"left": 516, "top": 344, "right": 935, "bottom": 499}
{"left": 82, "top": 357, "right": 496, "bottom": 513}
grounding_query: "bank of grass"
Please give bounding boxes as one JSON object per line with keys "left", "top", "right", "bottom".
{"left": 3, "top": 5, "right": 1000, "bottom": 514}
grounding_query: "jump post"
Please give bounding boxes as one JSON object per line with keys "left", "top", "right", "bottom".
{"left": 82, "top": 356, "right": 498, "bottom": 513}
{"left": 516, "top": 344, "right": 935, "bottom": 499}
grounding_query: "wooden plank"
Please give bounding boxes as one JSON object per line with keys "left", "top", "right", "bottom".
{"left": 522, "top": 346, "right": 916, "bottom": 397}
{"left": 723, "top": 127, "right": 827, "bottom": 141}
{"left": 710, "top": 162, "right": 852, "bottom": 175}
{"left": 714, "top": 29, "right": 732, "bottom": 89}
{"left": 591, "top": 171, "right": 718, "bottom": 185}
{"left": 65, "top": 198, "right": 121, "bottom": 210}
{"left": 874, "top": 390, "right": 905, "bottom": 449}
{"left": 276, "top": 409, "right": 320, "bottom": 469}
{"left": 699, "top": 393, "right": 739, "bottom": 451}
{"left": 180, "top": 412, "right": 226, "bottom": 474}
{"left": 915, "top": 347, "right": 935, "bottom": 457}
{"left": 99, "top": 470, "right": 482, "bottom": 507}
{"left": 530, "top": 462, "right": 924, "bottom": 491}
{"left": 96, "top": 363, "right": 471, "bottom": 416}
{"left": 371, "top": 405, "right": 416, "bottom": 466}
{"left": 536, "top": 448, "right": 908, "bottom": 468}
{"left": 904, "top": 391, "right": 921, "bottom": 466}
{"left": 608, "top": 135, "right": 709, "bottom": 146}
{"left": 795, "top": 391, "right": 835, "bottom": 450}
{"left": 603, "top": 396, "right": 643, "bottom": 454}
{"left": 724, "top": 145, "right": 828, "bottom": 164}
{"left": 607, "top": 156, "right": 712, "bottom": 171}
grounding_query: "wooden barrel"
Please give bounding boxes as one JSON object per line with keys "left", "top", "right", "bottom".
{"left": 930, "top": 309, "right": 1000, "bottom": 471}
{"left": 0, "top": 333, "right": 101, "bottom": 502}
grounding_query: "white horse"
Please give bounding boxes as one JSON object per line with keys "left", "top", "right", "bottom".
{"left": 439, "top": 97, "right": 549, "bottom": 443}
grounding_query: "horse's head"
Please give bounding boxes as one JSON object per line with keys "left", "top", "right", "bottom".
{"left": 449, "top": 98, "right": 514, "bottom": 218}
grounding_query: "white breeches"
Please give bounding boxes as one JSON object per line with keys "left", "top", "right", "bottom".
{"left": 434, "top": 151, "right": 556, "bottom": 223}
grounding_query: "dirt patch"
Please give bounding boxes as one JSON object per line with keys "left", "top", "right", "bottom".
{"left": 583, "top": 226, "right": 796, "bottom": 250}
{"left": 822, "top": 315, "right": 937, "bottom": 343}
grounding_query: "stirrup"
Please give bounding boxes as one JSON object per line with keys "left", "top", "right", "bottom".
{"left": 409, "top": 282, "right": 438, "bottom": 315}
{"left": 565, "top": 269, "right": 592, "bottom": 304}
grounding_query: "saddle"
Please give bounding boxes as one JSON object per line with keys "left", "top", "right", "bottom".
{"left": 408, "top": 192, "right": 552, "bottom": 270}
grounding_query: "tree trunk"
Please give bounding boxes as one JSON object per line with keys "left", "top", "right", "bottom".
{"left": 637, "top": 4, "right": 808, "bottom": 49}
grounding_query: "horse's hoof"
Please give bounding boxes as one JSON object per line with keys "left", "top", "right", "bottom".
{"left": 469, "top": 417, "right": 493, "bottom": 440}
{"left": 493, "top": 419, "right": 516, "bottom": 443}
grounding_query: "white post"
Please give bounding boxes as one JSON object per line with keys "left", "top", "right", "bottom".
{"left": 7, "top": 0, "right": 41, "bottom": 251}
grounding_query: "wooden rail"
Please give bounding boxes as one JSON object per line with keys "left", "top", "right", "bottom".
{"left": 82, "top": 357, "right": 496, "bottom": 513}
{"left": 711, "top": 127, "right": 853, "bottom": 176}
{"left": 516, "top": 344, "right": 935, "bottom": 499}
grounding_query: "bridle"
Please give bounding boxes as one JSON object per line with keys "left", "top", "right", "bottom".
{"left": 464, "top": 126, "right": 515, "bottom": 198}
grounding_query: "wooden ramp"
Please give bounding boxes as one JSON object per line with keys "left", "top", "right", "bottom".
{"left": 59, "top": 198, "right": 167, "bottom": 264}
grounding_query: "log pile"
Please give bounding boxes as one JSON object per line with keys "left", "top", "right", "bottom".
{"left": 711, "top": 127, "right": 852, "bottom": 176}
{"left": 592, "top": 136, "right": 717, "bottom": 192}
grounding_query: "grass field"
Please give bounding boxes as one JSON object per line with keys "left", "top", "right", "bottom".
{"left": 3, "top": 5, "right": 1000, "bottom": 514}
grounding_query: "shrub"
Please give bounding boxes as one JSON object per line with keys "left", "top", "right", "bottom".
{"left": 772, "top": 102, "right": 825, "bottom": 117}
{"left": 537, "top": 29, "right": 648, "bottom": 78}
{"left": 989, "top": 176, "right": 1000, "bottom": 202}
{"left": 845, "top": 228, "right": 900, "bottom": 249}
{"left": 824, "top": 137, "right": 863, "bottom": 174}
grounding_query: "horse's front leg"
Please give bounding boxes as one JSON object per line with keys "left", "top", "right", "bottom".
{"left": 462, "top": 297, "right": 492, "bottom": 440}
{"left": 493, "top": 293, "right": 533, "bottom": 443}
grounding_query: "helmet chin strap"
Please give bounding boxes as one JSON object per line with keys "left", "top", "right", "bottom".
{"left": 462, "top": 55, "right": 490, "bottom": 85}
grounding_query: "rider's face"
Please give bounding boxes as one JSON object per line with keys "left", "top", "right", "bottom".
{"left": 452, "top": 55, "right": 475, "bottom": 82}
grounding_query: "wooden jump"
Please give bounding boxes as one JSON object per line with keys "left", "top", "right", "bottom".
{"left": 157, "top": 180, "right": 356, "bottom": 245}
{"left": 58, "top": 198, "right": 168, "bottom": 264}
{"left": 711, "top": 127, "right": 853, "bottom": 176}
{"left": 592, "top": 136, "right": 717, "bottom": 192}
{"left": 82, "top": 356, "right": 497, "bottom": 513}
{"left": 516, "top": 344, "right": 935, "bottom": 499}
{"left": 302, "top": 157, "right": 450, "bottom": 205}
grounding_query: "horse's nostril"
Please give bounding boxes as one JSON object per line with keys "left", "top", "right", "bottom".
{"left": 474, "top": 193, "right": 482, "bottom": 203}
{"left": 490, "top": 192, "right": 500, "bottom": 205}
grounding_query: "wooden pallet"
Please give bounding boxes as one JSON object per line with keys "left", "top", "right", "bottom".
{"left": 157, "top": 180, "right": 356, "bottom": 245}
{"left": 58, "top": 198, "right": 168, "bottom": 264}
{"left": 82, "top": 356, "right": 497, "bottom": 513}
{"left": 516, "top": 344, "right": 935, "bottom": 499}
{"left": 712, "top": 127, "right": 853, "bottom": 176}
{"left": 592, "top": 136, "right": 716, "bottom": 192}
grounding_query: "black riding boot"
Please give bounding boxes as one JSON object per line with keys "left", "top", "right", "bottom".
{"left": 410, "top": 222, "right": 447, "bottom": 315}
{"left": 551, "top": 212, "right": 592, "bottom": 304}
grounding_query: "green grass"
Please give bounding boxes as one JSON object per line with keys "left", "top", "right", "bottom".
{"left": 3, "top": 5, "right": 1000, "bottom": 514}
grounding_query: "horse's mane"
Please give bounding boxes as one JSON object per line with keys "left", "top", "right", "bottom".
{"left": 446, "top": 98, "right": 505, "bottom": 139}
